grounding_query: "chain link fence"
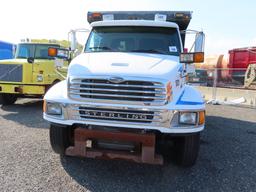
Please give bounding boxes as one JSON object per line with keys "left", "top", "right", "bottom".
{"left": 189, "top": 67, "right": 256, "bottom": 108}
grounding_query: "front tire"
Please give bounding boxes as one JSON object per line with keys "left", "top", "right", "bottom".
{"left": 0, "top": 94, "right": 17, "bottom": 105}
{"left": 173, "top": 133, "right": 201, "bottom": 167}
{"left": 49, "top": 124, "right": 72, "bottom": 155}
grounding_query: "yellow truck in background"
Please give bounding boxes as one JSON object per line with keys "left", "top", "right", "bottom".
{"left": 0, "top": 39, "right": 70, "bottom": 105}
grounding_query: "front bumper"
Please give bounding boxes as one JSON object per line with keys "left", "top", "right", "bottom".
{"left": 44, "top": 102, "right": 205, "bottom": 134}
{"left": 0, "top": 83, "right": 45, "bottom": 95}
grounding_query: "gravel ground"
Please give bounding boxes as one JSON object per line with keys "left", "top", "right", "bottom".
{"left": 0, "top": 99, "right": 256, "bottom": 192}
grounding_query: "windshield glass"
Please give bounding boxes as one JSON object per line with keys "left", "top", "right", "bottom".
{"left": 15, "top": 44, "right": 59, "bottom": 59}
{"left": 85, "top": 26, "right": 181, "bottom": 56}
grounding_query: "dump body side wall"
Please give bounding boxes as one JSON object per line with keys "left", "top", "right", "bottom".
{"left": 228, "top": 48, "right": 256, "bottom": 80}
{"left": 0, "top": 41, "right": 15, "bottom": 60}
{"left": 228, "top": 48, "right": 256, "bottom": 69}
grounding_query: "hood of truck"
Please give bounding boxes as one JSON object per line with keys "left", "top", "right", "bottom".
{"left": 0, "top": 58, "right": 28, "bottom": 64}
{"left": 0, "top": 58, "right": 54, "bottom": 64}
{"left": 68, "top": 52, "right": 182, "bottom": 80}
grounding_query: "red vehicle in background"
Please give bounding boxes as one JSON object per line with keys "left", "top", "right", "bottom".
{"left": 228, "top": 47, "right": 256, "bottom": 83}
{"left": 195, "top": 48, "right": 256, "bottom": 88}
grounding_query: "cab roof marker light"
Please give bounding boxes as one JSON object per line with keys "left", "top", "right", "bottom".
{"left": 92, "top": 12, "right": 102, "bottom": 18}
{"left": 155, "top": 14, "right": 167, "bottom": 22}
{"left": 175, "top": 13, "right": 185, "bottom": 18}
{"left": 87, "top": 11, "right": 192, "bottom": 30}
{"left": 103, "top": 14, "right": 114, "bottom": 21}
{"left": 88, "top": 12, "right": 103, "bottom": 23}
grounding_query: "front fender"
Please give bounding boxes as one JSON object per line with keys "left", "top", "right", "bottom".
{"left": 44, "top": 80, "right": 68, "bottom": 102}
{"left": 175, "top": 85, "right": 205, "bottom": 110}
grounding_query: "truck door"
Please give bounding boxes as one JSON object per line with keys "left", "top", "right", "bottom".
{"left": 14, "top": 43, "right": 34, "bottom": 83}
{"left": 32, "top": 44, "right": 68, "bottom": 84}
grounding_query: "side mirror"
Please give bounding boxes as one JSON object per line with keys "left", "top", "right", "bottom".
{"left": 69, "top": 30, "right": 77, "bottom": 51}
{"left": 195, "top": 32, "right": 205, "bottom": 52}
{"left": 68, "top": 28, "right": 90, "bottom": 52}
{"left": 180, "top": 52, "right": 204, "bottom": 64}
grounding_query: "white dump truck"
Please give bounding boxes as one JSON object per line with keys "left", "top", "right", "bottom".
{"left": 43, "top": 11, "right": 205, "bottom": 166}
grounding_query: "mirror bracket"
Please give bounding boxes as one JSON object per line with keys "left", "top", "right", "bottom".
{"left": 27, "top": 57, "right": 34, "bottom": 64}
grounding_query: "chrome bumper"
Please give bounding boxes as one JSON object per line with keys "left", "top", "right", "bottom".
{"left": 44, "top": 103, "right": 204, "bottom": 134}
{"left": 65, "top": 104, "right": 174, "bottom": 129}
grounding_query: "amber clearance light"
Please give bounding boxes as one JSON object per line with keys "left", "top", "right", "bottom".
{"left": 199, "top": 111, "right": 205, "bottom": 125}
{"left": 48, "top": 47, "right": 57, "bottom": 57}
{"left": 166, "top": 82, "right": 173, "bottom": 101}
{"left": 194, "top": 52, "right": 204, "bottom": 63}
{"left": 43, "top": 100, "right": 47, "bottom": 113}
{"left": 180, "top": 52, "right": 204, "bottom": 63}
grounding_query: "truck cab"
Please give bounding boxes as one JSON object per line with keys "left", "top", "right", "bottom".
{"left": 0, "top": 40, "right": 70, "bottom": 105}
{"left": 44, "top": 11, "right": 205, "bottom": 166}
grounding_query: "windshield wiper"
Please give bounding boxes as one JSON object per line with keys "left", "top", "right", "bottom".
{"left": 130, "top": 49, "right": 166, "bottom": 54}
{"left": 89, "top": 46, "right": 112, "bottom": 51}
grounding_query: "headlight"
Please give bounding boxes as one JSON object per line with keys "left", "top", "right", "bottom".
{"left": 179, "top": 112, "right": 197, "bottom": 125}
{"left": 44, "top": 102, "right": 62, "bottom": 115}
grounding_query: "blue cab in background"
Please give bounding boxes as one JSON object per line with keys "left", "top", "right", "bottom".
{"left": 0, "top": 41, "right": 15, "bottom": 60}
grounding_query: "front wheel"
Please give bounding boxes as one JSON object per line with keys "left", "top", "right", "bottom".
{"left": 173, "top": 133, "right": 201, "bottom": 167}
{"left": 0, "top": 94, "right": 17, "bottom": 105}
{"left": 49, "top": 124, "right": 72, "bottom": 155}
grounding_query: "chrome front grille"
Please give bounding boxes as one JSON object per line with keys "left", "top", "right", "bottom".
{"left": 69, "top": 78, "right": 167, "bottom": 105}
{"left": 70, "top": 106, "right": 163, "bottom": 124}
{"left": 0, "top": 64, "right": 22, "bottom": 82}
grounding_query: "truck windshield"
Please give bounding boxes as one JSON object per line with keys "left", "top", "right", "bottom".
{"left": 15, "top": 44, "right": 59, "bottom": 59}
{"left": 85, "top": 26, "right": 181, "bottom": 56}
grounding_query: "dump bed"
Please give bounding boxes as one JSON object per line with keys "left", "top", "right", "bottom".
{"left": 229, "top": 47, "right": 256, "bottom": 69}
{"left": 88, "top": 11, "right": 192, "bottom": 30}
{"left": 87, "top": 11, "right": 192, "bottom": 46}
{"left": 0, "top": 41, "right": 15, "bottom": 60}
{"left": 228, "top": 47, "right": 256, "bottom": 81}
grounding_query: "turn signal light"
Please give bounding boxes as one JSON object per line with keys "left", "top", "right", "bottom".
{"left": 180, "top": 52, "right": 204, "bottom": 63}
{"left": 194, "top": 52, "right": 204, "bottom": 63}
{"left": 199, "top": 111, "right": 205, "bottom": 125}
{"left": 43, "top": 100, "right": 46, "bottom": 113}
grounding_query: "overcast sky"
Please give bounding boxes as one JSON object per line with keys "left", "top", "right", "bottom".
{"left": 0, "top": 0, "right": 255, "bottom": 55}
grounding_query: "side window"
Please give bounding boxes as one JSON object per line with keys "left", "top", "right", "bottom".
{"left": 87, "top": 33, "right": 103, "bottom": 49}
{"left": 35, "top": 45, "right": 49, "bottom": 59}
{"left": 15, "top": 44, "right": 34, "bottom": 58}
{"left": 19, "top": 46, "right": 29, "bottom": 58}
{"left": 35, "top": 45, "right": 58, "bottom": 59}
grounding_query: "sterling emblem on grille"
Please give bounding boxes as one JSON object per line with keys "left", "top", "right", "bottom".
{"left": 82, "top": 111, "right": 148, "bottom": 120}
{"left": 108, "top": 77, "right": 125, "bottom": 84}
